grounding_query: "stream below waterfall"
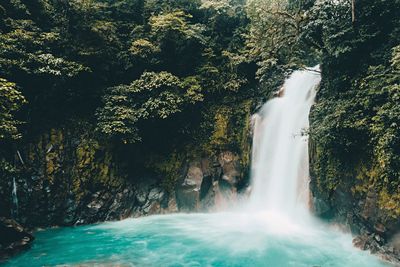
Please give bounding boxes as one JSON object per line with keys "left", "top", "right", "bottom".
{"left": 4, "top": 213, "right": 388, "bottom": 266}
{"left": 4, "top": 68, "right": 390, "bottom": 266}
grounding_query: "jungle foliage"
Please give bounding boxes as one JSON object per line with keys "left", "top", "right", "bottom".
{"left": 0, "top": 0, "right": 257, "bottom": 150}
{"left": 305, "top": 0, "right": 400, "bottom": 218}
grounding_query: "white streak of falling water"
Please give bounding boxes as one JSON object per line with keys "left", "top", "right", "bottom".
{"left": 12, "top": 176, "right": 19, "bottom": 218}
{"left": 5, "top": 67, "right": 387, "bottom": 267}
{"left": 249, "top": 66, "right": 321, "bottom": 218}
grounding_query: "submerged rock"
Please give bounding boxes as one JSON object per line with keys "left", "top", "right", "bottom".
{"left": 0, "top": 217, "right": 34, "bottom": 262}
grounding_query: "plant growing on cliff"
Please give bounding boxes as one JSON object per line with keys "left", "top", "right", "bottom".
{"left": 96, "top": 71, "right": 204, "bottom": 143}
{"left": 0, "top": 78, "right": 26, "bottom": 140}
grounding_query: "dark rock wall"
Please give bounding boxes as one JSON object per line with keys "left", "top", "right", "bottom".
{"left": 0, "top": 127, "right": 174, "bottom": 227}
{"left": 176, "top": 151, "right": 242, "bottom": 211}
{"left": 0, "top": 126, "right": 247, "bottom": 228}
{"left": 309, "top": 138, "right": 400, "bottom": 263}
{"left": 0, "top": 217, "right": 34, "bottom": 262}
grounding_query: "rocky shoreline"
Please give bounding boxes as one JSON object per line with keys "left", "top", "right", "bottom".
{"left": 0, "top": 217, "right": 34, "bottom": 262}
{"left": 2, "top": 197, "right": 400, "bottom": 265}
{"left": 312, "top": 195, "right": 400, "bottom": 266}
{"left": 353, "top": 233, "right": 400, "bottom": 265}
{"left": 1, "top": 129, "right": 398, "bottom": 265}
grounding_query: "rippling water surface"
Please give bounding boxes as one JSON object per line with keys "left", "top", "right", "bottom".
{"left": 5, "top": 212, "right": 388, "bottom": 267}
{"left": 6, "top": 68, "right": 389, "bottom": 267}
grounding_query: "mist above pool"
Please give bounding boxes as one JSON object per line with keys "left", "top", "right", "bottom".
{"left": 5, "top": 68, "right": 389, "bottom": 267}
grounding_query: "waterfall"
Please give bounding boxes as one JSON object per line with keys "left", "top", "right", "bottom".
{"left": 11, "top": 176, "right": 19, "bottom": 218}
{"left": 248, "top": 66, "right": 321, "bottom": 217}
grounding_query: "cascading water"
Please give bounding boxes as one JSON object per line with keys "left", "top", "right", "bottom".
{"left": 11, "top": 176, "right": 19, "bottom": 218}
{"left": 6, "top": 68, "right": 388, "bottom": 267}
{"left": 249, "top": 66, "right": 321, "bottom": 217}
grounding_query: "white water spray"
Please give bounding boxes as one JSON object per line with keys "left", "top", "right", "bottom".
{"left": 6, "top": 66, "right": 387, "bottom": 267}
{"left": 249, "top": 66, "right": 321, "bottom": 217}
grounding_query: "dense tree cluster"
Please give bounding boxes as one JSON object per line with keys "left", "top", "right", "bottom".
{"left": 1, "top": 0, "right": 328, "bottom": 149}
{"left": 96, "top": 71, "right": 204, "bottom": 143}
{"left": 0, "top": 0, "right": 255, "bottom": 147}
{"left": 305, "top": 0, "right": 400, "bottom": 218}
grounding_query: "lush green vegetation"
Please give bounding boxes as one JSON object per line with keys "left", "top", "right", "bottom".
{"left": 0, "top": 0, "right": 258, "bottom": 147}
{"left": 1, "top": 0, "right": 399, "bottom": 222}
{"left": 305, "top": 0, "right": 400, "bottom": 219}
{"left": 0, "top": 78, "right": 26, "bottom": 140}
{"left": 0, "top": 0, "right": 264, "bottom": 201}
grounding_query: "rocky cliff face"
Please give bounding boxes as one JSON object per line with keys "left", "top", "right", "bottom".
{"left": 176, "top": 151, "right": 242, "bottom": 211}
{"left": 309, "top": 138, "right": 400, "bottom": 264}
{"left": 1, "top": 127, "right": 147, "bottom": 227}
{"left": 0, "top": 125, "right": 247, "bottom": 229}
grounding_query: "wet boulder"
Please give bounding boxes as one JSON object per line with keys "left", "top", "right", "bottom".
{"left": 176, "top": 152, "right": 243, "bottom": 211}
{"left": 218, "top": 151, "right": 241, "bottom": 186}
{"left": 0, "top": 217, "right": 34, "bottom": 262}
{"left": 176, "top": 160, "right": 204, "bottom": 211}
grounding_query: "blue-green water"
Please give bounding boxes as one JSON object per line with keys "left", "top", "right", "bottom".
{"left": 4, "top": 212, "right": 388, "bottom": 267}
